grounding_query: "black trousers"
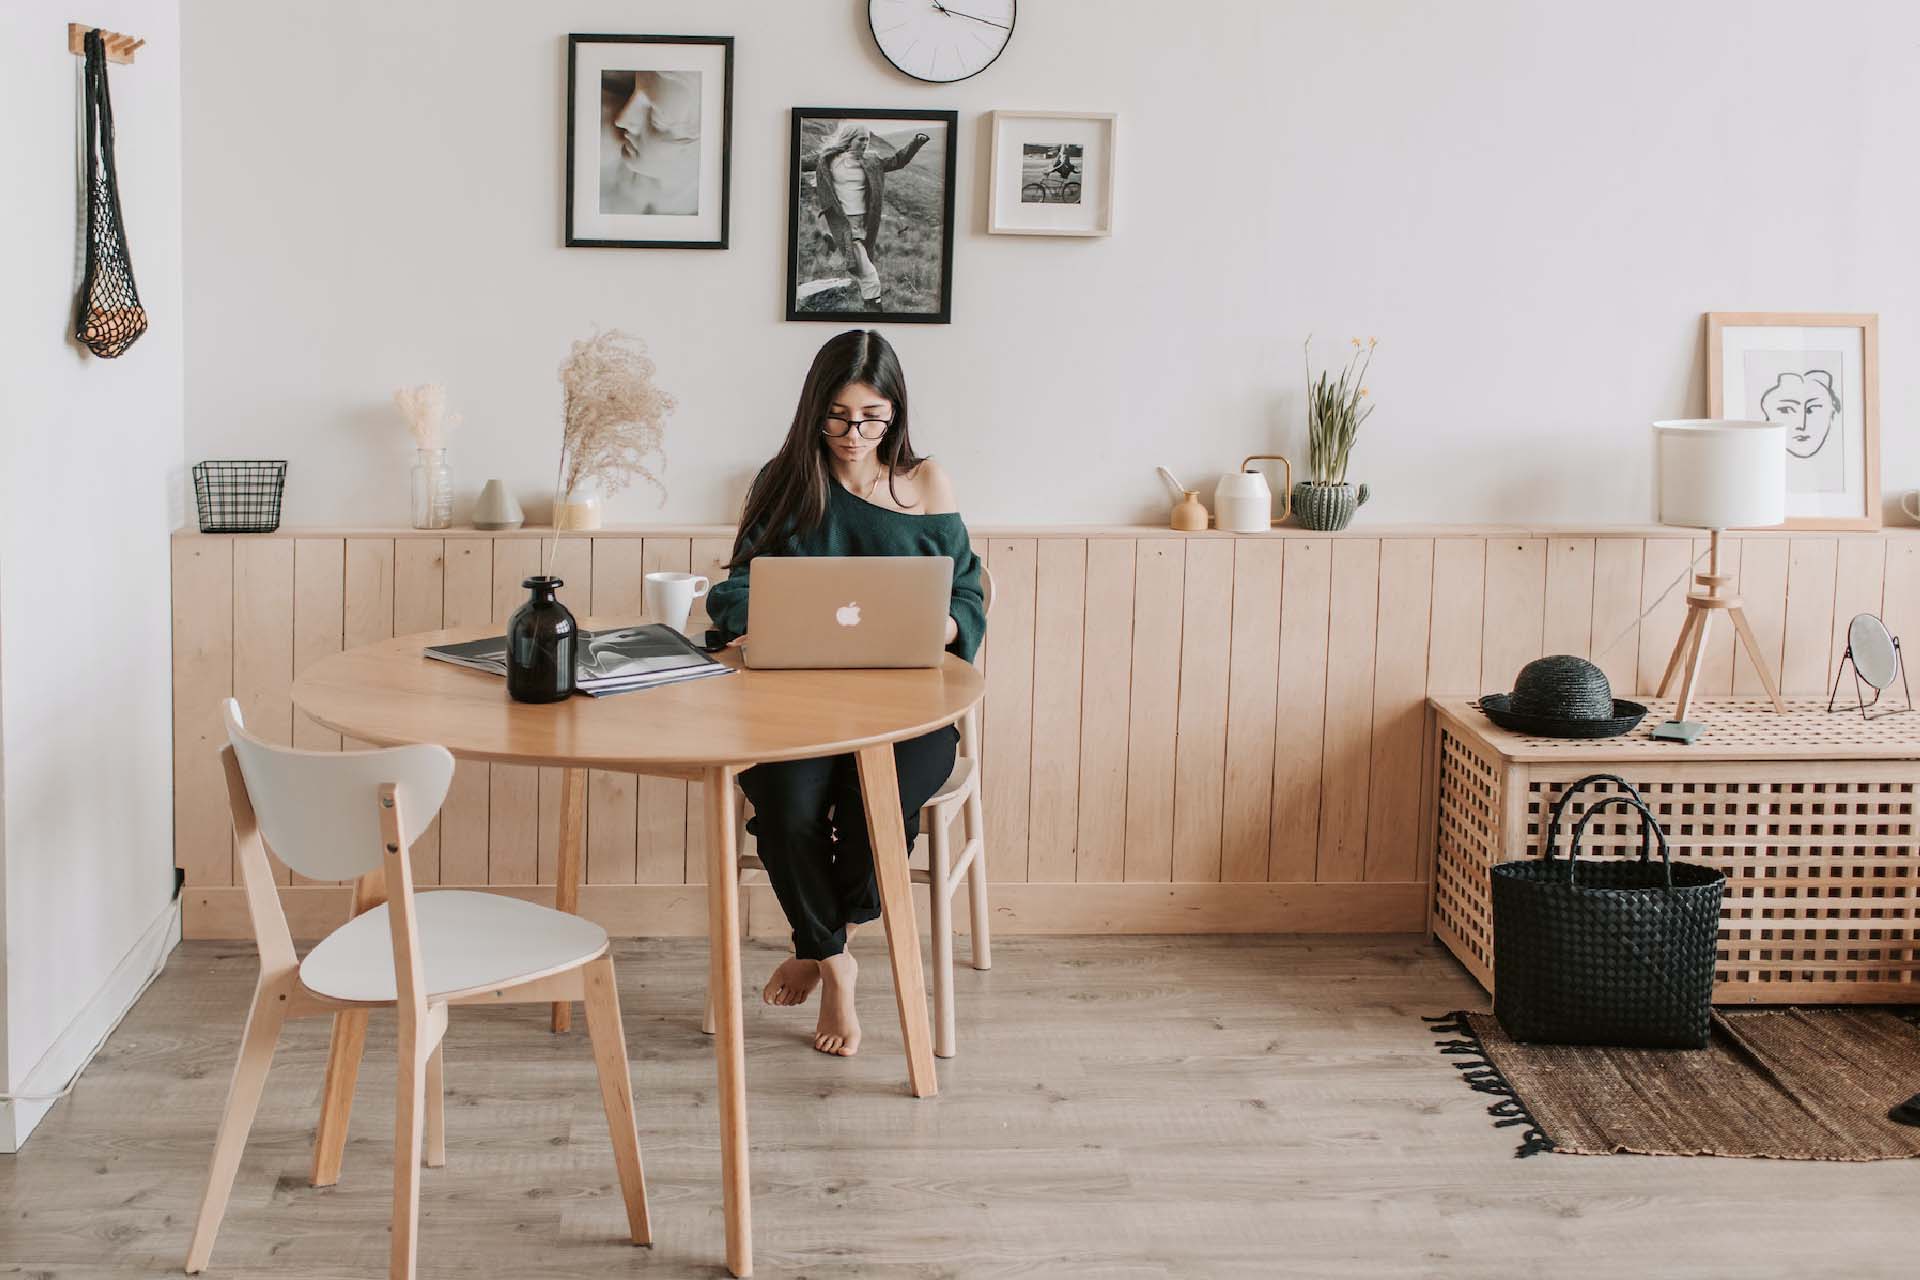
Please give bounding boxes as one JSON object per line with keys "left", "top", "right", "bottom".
{"left": 738, "top": 726, "right": 958, "bottom": 961}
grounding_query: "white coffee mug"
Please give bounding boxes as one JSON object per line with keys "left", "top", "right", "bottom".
{"left": 643, "top": 571, "right": 710, "bottom": 636}
{"left": 1903, "top": 490, "right": 1920, "bottom": 524}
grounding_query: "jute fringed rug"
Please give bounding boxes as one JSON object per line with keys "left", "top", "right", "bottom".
{"left": 1426, "top": 1008, "right": 1920, "bottom": 1160}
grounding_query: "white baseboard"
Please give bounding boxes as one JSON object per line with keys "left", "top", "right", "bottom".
{"left": 2, "top": 893, "right": 182, "bottom": 1153}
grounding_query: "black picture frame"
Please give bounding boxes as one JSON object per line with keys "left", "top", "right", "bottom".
{"left": 565, "top": 34, "right": 733, "bottom": 250}
{"left": 785, "top": 107, "right": 958, "bottom": 324}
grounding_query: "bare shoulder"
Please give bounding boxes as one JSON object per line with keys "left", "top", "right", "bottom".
{"left": 909, "top": 459, "right": 958, "bottom": 514}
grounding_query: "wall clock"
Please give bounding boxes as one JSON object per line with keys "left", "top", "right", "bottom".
{"left": 868, "top": 0, "right": 1016, "bottom": 83}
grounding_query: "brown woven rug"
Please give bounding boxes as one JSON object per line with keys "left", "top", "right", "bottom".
{"left": 1427, "top": 1008, "right": 1920, "bottom": 1159}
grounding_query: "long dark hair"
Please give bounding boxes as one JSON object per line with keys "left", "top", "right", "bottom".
{"left": 729, "top": 329, "right": 924, "bottom": 569}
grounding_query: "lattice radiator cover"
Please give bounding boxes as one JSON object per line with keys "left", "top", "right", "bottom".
{"left": 1430, "top": 705, "right": 1920, "bottom": 1003}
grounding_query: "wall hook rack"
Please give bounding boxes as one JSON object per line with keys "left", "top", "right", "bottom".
{"left": 68, "top": 23, "right": 145, "bottom": 64}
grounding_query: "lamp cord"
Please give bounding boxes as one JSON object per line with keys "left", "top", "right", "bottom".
{"left": 1588, "top": 544, "right": 1714, "bottom": 666}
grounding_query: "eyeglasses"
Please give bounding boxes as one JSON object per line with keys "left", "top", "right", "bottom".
{"left": 821, "top": 415, "right": 892, "bottom": 440}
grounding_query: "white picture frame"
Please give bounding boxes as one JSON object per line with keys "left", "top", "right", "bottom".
{"left": 987, "top": 110, "right": 1115, "bottom": 237}
{"left": 1707, "top": 312, "right": 1881, "bottom": 530}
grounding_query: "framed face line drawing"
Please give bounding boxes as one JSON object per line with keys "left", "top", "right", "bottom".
{"left": 1708, "top": 311, "right": 1880, "bottom": 530}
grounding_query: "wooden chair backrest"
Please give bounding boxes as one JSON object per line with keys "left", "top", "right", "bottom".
{"left": 224, "top": 699, "right": 452, "bottom": 881}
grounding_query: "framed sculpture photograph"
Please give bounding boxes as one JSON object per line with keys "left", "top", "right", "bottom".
{"left": 786, "top": 107, "right": 957, "bottom": 323}
{"left": 988, "top": 110, "right": 1116, "bottom": 236}
{"left": 565, "top": 34, "right": 733, "bottom": 249}
{"left": 1708, "top": 311, "right": 1881, "bottom": 529}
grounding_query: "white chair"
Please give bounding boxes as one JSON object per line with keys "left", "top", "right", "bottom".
{"left": 704, "top": 570, "right": 994, "bottom": 1058}
{"left": 187, "top": 700, "right": 651, "bottom": 1280}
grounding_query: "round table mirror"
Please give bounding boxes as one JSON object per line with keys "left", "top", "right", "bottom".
{"left": 1848, "top": 613, "right": 1900, "bottom": 689}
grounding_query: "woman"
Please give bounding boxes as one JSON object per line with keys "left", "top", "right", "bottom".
{"left": 800, "top": 123, "right": 931, "bottom": 309}
{"left": 707, "top": 330, "right": 984, "bottom": 1057}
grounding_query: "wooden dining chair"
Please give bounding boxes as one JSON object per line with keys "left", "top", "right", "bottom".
{"left": 187, "top": 700, "right": 651, "bottom": 1280}
{"left": 703, "top": 569, "right": 995, "bottom": 1059}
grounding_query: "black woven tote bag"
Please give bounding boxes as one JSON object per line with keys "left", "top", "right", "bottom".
{"left": 73, "top": 28, "right": 148, "bottom": 359}
{"left": 1491, "top": 773, "right": 1725, "bottom": 1049}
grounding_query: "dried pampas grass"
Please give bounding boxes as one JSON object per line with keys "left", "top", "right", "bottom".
{"left": 394, "top": 383, "right": 460, "bottom": 451}
{"left": 554, "top": 329, "right": 674, "bottom": 503}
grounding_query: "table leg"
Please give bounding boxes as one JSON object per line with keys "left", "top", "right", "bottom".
{"left": 855, "top": 743, "right": 938, "bottom": 1099}
{"left": 312, "top": 867, "right": 386, "bottom": 1186}
{"left": 703, "top": 766, "right": 752, "bottom": 1278}
{"left": 551, "top": 767, "right": 587, "bottom": 1033}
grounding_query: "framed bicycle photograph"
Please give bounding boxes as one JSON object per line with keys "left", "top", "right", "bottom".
{"left": 564, "top": 34, "right": 734, "bottom": 249}
{"left": 987, "top": 110, "right": 1115, "bottom": 237}
{"left": 1707, "top": 311, "right": 1881, "bottom": 529}
{"left": 786, "top": 107, "right": 958, "bottom": 323}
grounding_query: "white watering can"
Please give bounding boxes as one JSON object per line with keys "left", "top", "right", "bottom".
{"left": 1213, "top": 455, "right": 1293, "bottom": 532}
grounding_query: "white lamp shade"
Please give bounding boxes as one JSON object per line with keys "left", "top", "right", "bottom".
{"left": 1653, "top": 419, "right": 1786, "bottom": 530}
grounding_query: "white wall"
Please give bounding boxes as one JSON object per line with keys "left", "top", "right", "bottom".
{"left": 181, "top": 0, "right": 1919, "bottom": 529}
{"left": 0, "top": 1, "right": 184, "bottom": 1147}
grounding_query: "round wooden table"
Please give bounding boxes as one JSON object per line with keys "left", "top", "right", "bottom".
{"left": 292, "top": 622, "right": 985, "bottom": 1279}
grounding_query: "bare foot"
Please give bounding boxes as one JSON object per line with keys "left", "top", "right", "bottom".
{"left": 813, "top": 952, "right": 861, "bottom": 1056}
{"left": 762, "top": 956, "right": 820, "bottom": 1007}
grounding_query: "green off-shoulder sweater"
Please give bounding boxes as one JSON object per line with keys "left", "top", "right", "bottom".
{"left": 707, "top": 481, "right": 986, "bottom": 664}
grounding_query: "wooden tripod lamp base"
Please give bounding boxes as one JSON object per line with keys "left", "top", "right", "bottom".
{"left": 1655, "top": 528, "right": 1787, "bottom": 723}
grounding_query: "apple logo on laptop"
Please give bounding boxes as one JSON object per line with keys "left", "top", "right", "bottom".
{"left": 835, "top": 601, "right": 862, "bottom": 628}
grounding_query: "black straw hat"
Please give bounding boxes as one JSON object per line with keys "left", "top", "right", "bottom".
{"left": 1479, "top": 655, "right": 1647, "bottom": 739}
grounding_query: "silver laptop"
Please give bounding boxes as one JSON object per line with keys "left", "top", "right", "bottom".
{"left": 743, "top": 556, "right": 952, "bottom": 670}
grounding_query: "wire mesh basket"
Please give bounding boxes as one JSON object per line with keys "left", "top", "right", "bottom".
{"left": 192, "top": 460, "right": 286, "bottom": 533}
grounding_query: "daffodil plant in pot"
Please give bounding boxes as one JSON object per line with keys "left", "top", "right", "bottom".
{"left": 1294, "top": 336, "right": 1375, "bottom": 531}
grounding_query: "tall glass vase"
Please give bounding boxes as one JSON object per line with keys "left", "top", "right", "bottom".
{"left": 411, "top": 448, "right": 451, "bottom": 529}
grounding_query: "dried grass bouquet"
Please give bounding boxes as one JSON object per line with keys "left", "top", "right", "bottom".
{"left": 553, "top": 329, "right": 675, "bottom": 507}
{"left": 393, "top": 383, "right": 460, "bottom": 450}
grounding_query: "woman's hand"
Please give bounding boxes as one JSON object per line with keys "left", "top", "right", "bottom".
{"left": 945, "top": 616, "right": 959, "bottom": 644}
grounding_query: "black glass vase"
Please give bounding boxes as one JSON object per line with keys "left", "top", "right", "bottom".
{"left": 506, "top": 575, "right": 576, "bottom": 703}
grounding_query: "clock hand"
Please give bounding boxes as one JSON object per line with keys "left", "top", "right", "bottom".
{"left": 930, "top": 1, "right": 1012, "bottom": 32}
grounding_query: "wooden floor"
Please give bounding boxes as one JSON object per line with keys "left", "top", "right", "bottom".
{"left": 3, "top": 935, "right": 1914, "bottom": 1278}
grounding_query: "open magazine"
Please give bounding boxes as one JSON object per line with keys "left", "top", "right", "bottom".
{"left": 424, "top": 623, "right": 731, "bottom": 697}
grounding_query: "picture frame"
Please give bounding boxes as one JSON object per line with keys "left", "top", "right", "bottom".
{"left": 987, "top": 110, "right": 1116, "bottom": 237}
{"left": 1708, "top": 312, "right": 1880, "bottom": 530}
{"left": 565, "top": 34, "right": 733, "bottom": 249}
{"left": 786, "top": 107, "right": 958, "bottom": 324}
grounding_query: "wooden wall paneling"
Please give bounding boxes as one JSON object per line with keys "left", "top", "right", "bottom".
{"left": 1123, "top": 539, "right": 1185, "bottom": 882}
{"left": 1315, "top": 539, "right": 1381, "bottom": 882}
{"left": 437, "top": 537, "right": 493, "bottom": 884}
{"left": 1540, "top": 537, "right": 1595, "bottom": 659}
{"left": 1588, "top": 537, "right": 1644, "bottom": 694}
{"left": 487, "top": 539, "right": 544, "bottom": 884}
{"left": 1634, "top": 537, "right": 1696, "bottom": 696}
{"left": 1269, "top": 538, "right": 1332, "bottom": 881}
{"left": 1073, "top": 539, "right": 1135, "bottom": 882}
{"left": 983, "top": 539, "right": 1039, "bottom": 882}
{"left": 637, "top": 539, "right": 692, "bottom": 884}
{"left": 537, "top": 537, "right": 594, "bottom": 884}
{"left": 1364, "top": 539, "right": 1433, "bottom": 883}
{"left": 343, "top": 539, "right": 395, "bottom": 651}
{"left": 392, "top": 538, "right": 445, "bottom": 883}
{"left": 1219, "top": 540, "right": 1283, "bottom": 883}
{"left": 172, "top": 537, "right": 234, "bottom": 888}
{"left": 1479, "top": 538, "right": 1546, "bottom": 692}
{"left": 685, "top": 535, "right": 735, "bottom": 884}
{"left": 1882, "top": 538, "right": 1920, "bottom": 660}
{"left": 584, "top": 537, "right": 646, "bottom": 885}
{"left": 1733, "top": 536, "right": 1789, "bottom": 697}
{"left": 1026, "top": 539, "right": 1087, "bottom": 884}
{"left": 1781, "top": 538, "right": 1839, "bottom": 695}
{"left": 289, "top": 539, "right": 345, "bottom": 884}
{"left": 1828, "top": 538, "right": 1888, "bottom": 691}
{"left": 1169, "top": 539, "right": 1235, "bottom": 882}
{"left": 1691, "top": 536, "right": 1741, "bottom": 695}
{"left": 1425, "top": 538, "right": 1485, "bottom": 694}
{"left": 233, "top": 538, "right": 295, "bottom": 883}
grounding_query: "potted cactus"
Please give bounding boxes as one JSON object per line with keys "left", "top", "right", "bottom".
{"left": 1294, "top": 336, "right": 1375, "bottom": 531}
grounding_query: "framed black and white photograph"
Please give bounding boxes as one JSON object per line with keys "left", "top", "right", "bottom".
{"left": 786, "top": 107, "right": 957, "bottom": 323}
{"left": 988, "top": 110, "right": 1115, "bottom": 236}
{"left": 565, "top": 34, "right": 732, "bottom": 249}
{"left": 1708, "top": 312, "right": 1881, "bottom": 529}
